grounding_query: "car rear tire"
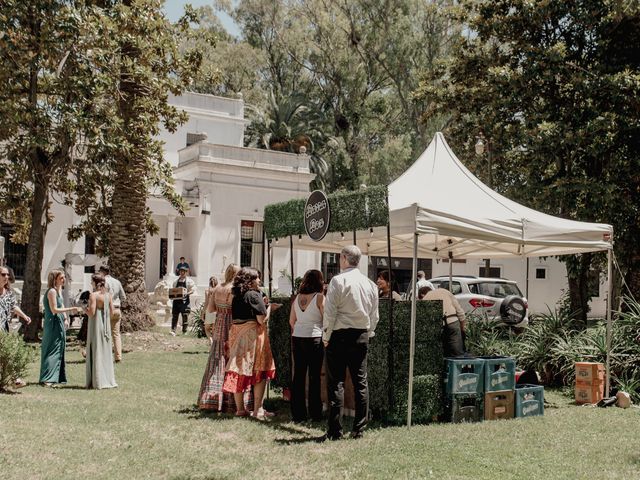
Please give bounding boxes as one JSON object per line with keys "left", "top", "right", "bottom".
{"left": 500, "top": 295, "right": 527, "bottom": 324}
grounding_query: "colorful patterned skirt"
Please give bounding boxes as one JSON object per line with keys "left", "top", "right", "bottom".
{"left": 223, "top": 320, "right": 276, "bottom": 393}
{"left": 197, "top": 306, "right": 253, "bottom": 412}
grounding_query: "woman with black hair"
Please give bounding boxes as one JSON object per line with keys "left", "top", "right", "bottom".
{"left": 289, "top": 269, "right": 325, "bottom": 422}
{"left": 222, "top": 268, "right": 276, "bottom": 419}
{"left": 377, "top": 270, "right": 402, "bottom": 301}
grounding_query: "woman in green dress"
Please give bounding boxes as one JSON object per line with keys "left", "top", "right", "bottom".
{"left": 40, "top": 270, "right": 81, "bottom": 386}
{"left": 85, "top": 274, "right": 117, "bottom": 389}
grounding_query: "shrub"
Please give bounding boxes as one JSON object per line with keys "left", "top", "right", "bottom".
{"left": 189, "top": 303, "right": 207, "bottom": 338}
{"left": 268, "top": 298, "right": 445, "bottom": 423}
{"left": 466, "top": 299, "right": 640, "bottom": 400}
{"left": 0, "top": 332, "right": 34, "bottom": 391}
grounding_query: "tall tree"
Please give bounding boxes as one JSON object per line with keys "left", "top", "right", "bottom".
{"left": 79, "top": 0, "right": 204, "bottom": 330}
{"left": 417, "top": 0, "right": 640, "bottom": 318}
{"left": 0, "top": 1, "right": 109, "bottom": 340}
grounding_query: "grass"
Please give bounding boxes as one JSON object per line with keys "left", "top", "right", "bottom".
{"left": 1, "top": 328, "right": 639, "bottom": 480}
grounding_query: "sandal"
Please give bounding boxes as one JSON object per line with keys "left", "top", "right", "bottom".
{"left": 14, "top": 378, "right": 26, "bottom": 388}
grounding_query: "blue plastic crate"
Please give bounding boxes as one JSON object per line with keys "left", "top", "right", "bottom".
{"left": 481, "top": 356, "right": 516, "bottom": 392}
{"left": 446, "top": 358, "right": 485, "bottom": 394}
{"left": 515, "top": 384, "right": 544, "bottom": 418}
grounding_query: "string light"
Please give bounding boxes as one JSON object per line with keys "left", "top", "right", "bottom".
{"left": 370, "top": 227, "right": 374, "bottom": 237}
{"left": 340, "top": 232, "right": 345, "bottom": 240}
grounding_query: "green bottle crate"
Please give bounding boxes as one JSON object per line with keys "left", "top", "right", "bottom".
{"left": 445, "top": 358, "right": 485, "bottom": 394}
{"left": 446, "top": 393, "right": 483, "bottom": 423}
{"left": 481, "top": 356, "right": 516, "bottom": 392}
{"left": 515, "top": 384, "right": 544, "bottom": 418}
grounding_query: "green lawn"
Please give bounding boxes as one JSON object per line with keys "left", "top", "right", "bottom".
{"left": 1, "top": 329, "right": 639, "bottom": 480}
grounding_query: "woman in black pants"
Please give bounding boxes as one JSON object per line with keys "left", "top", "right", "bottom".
{"left": 289, "top": 269, "right": 325, "bottom": 422}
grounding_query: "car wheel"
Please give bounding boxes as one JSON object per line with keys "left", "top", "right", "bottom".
{"left": 500, "top": 295, "right": 527, "bottom": 324}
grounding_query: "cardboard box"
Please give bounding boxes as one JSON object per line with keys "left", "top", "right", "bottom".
{"left": 575, "top": 382, "right": 604, "bottom": 405}
{"left": 168, "top": 287, "right": 187, "bottom": 300}
{"left": 575, "top": 362, "right": 604, "bottom": 385}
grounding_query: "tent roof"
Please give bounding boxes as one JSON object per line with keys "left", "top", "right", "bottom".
{"left": 283, "top": 133, "right": 612, "bottom": 258}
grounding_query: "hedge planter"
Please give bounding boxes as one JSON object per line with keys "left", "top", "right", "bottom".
{"left": 268, "top": 298, "right": 445, "bottom": 424}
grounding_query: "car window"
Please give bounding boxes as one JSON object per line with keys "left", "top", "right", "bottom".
{"left": 468, "top": 283, "right": 479, "bottom": 294}
{"left": 478, "top": 282, "right": 522, "bottom": 298}
{"left": 434, "top": 281, "right": 462, "bottom": 295}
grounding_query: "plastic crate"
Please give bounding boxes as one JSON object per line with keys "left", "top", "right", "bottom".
{"left": 515, "top": 384, "right": 544, "bottom": 417}
{"left": 446, "top": 393, "right": 483, "bottom": 423}
{"left": 445, "top": 358, "right": 485, "bottom": 394}
{"left": 484, "top": 390, "right": 515, "bottom": 420}
{"left": 481, "top": 356, "right": 516, "bottom": 392}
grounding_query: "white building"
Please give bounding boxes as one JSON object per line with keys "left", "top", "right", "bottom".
{"left": 0, "top": 91, "right": 606, "bottom": 316}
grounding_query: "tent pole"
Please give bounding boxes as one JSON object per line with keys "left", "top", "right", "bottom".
{"left": 448, "top": 252, "right": 453, "bottom": 292}
{"left": 606, "top": 247, "right": 612, "bottom": 397}
{"left": 289, "top": 235, "right": 295, "bottom": 295}
{"left": 525, "top": 257, "right": 530, "bottom": 298}
{"left": 267, "top": 239, "right": 273, "bottom": 298}
{"left": 407, "top": 232, "right": 418, "bottom": 427}
{"left": 386, "top": 204, "right": 394, "bottom": 414}
{"left": 353, "top": 229, "right": 357, "bottom": 245}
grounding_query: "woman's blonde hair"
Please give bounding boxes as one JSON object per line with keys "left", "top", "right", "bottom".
{"left": 224, "top": 263, "right": 240, "bottom": 284}
{"left": 47, "top": 269, "right": 64, "bottom": 289}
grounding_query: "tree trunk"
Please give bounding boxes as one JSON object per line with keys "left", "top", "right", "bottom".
{"left": 566, "top": 253, "right": 592, "bottom": 325}
{"left": 21, "top": 179, "right": 49, "bottom": 342}
{"left": 109, "top": 156, "right": 153, "bottom": 331}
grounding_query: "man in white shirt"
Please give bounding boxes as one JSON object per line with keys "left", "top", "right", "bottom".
{"left": 419, "top": 284, "right": 465, "bottom": 357}
{"left": 99, "top": 265, "right": 127, "bottom": 362}
{"left": 322, "top": 245, "right": 378, "bottom": 440}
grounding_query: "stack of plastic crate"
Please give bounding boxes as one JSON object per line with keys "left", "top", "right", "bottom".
{"left": 445, "top": 358, "right": 485, "bottom": 423}
{"left": 482, "top": 356, "right": 516, "bottom": 420}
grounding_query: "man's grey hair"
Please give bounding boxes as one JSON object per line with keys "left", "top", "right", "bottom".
{"left": 341, "top": 245, "right": 361, "bottom": 267}
{"left": 417, "top": 270, "right": 425, "bottom": 278}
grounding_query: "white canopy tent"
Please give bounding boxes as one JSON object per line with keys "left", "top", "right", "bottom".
{"left": 272, "top": 132, "right": 614, "bottom": 424}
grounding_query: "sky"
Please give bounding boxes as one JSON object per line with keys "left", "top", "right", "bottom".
{"left": 163, "top": 0, "right": 240, "bottom": 37}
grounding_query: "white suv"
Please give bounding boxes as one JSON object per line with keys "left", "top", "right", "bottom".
{"left": 428, "top": 276, "right": 529, "bottom": 328}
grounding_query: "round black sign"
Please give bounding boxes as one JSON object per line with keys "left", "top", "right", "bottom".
{"left": 304, "top": 190, "right": 330, "bottom": 241}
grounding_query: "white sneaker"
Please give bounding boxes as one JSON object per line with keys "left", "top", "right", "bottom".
{"left": 170, "top": 330, "right": 176, "bottom": 336}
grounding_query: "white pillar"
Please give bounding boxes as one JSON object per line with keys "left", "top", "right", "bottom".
{"left": 167, "top": 216, "right": 176, "bottom": 277}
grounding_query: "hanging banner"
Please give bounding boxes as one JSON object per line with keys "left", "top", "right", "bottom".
{"left": 304, "top": 190, "right": 330, "bottom": 241}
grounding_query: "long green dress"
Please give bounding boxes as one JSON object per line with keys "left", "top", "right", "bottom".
{"left": 86, "top": 293, "right": 117, "bottom": 389}
{"left": 39, "top": 289, "right": 67, "bottom": 384}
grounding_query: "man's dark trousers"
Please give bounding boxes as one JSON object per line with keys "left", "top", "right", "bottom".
{"left": 326, "top": 328, "right": 369, "bottom": 438}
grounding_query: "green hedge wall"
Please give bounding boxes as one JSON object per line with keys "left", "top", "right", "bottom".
{"left": 268, "top": 298, "right": 445, "bottom": 424}
{"left": 264, "top": 185, "right": 389, "bottom": 240}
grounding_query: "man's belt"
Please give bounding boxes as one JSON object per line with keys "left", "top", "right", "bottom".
{"left": 443, "top": 314, "right": 459, "bottom": 326}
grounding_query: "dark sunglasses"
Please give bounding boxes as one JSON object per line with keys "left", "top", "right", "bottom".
{"left": 0, "top": 273, "right": 9, "bottom": 277}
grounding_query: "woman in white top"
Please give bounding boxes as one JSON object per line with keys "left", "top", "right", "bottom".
{"left": 289, "top": 269, "right": 325, "bottom": 422}
{"left": 203, "top": 275, "right": 219, "bottom": 344}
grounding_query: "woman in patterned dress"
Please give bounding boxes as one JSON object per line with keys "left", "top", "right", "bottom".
{"left": 197, "top": 264, "right": 240, "bottom": 412}
{"left": 222, "top": 268, "right": 277, "bottom": 419}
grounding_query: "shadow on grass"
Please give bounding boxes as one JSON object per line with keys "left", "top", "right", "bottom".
{"left": 182, "top": 351, "right": 207, "bottom": 355}
{"left": 175, "top": 404, "right": 235, "bottom": 421}
{"left": 66, "top": 360, "right": 86, "bottom": 365}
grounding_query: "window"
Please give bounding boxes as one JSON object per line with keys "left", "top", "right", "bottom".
{"left": 84, "top": 236, "right": 96, "bottom": 274}
{"left": 479, "top": 265, "right": 501, "bottom": 278}
{"left": 588, "top": 270, "right": 601, "bottom": 298}
{"left": 433, "top": 281, "right": 462, "bottom": 295}
{"left": 159, "top": 238, "right": 168, "bottom": 278}
{"left": 476, "top": 281, "right": 522, "bottom": 298}
{"left": 535, "top": 267, "right": 547, "bottom": 279}
{"left": 240, "top": 220, "right": 264, "bottom": 270}
{"left": 321, "top": 252, "right": 340, "bottom": 282}
{"left": 0, "top": 223, "right": 27, "bottom": 279}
